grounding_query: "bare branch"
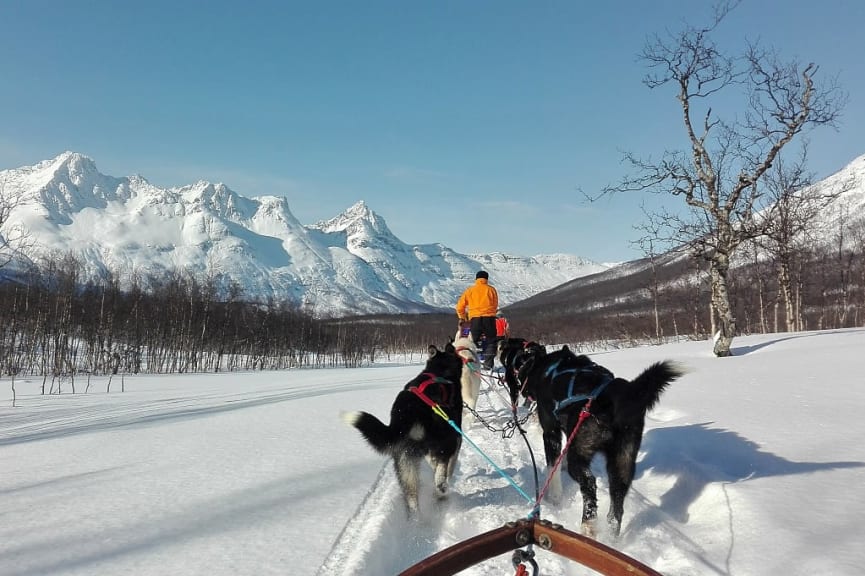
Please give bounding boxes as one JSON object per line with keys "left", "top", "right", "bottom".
{"left": 0, "top": 176, "right": 35, "bottom": 269}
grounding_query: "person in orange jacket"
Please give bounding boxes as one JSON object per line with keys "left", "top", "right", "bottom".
{"left": 456, "top": 270, "right": 499, "bottom": 370}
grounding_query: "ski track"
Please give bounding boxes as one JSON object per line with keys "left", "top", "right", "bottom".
{"left": 319, "top": 372, "right": 714, "bottom": 575}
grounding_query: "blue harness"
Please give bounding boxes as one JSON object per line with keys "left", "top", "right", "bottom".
{"left": 544, "top": 358, "right": 613, "bottom": 417}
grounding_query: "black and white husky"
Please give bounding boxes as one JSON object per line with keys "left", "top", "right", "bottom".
{"left": 342, "top": 343, "right": 464, "bottom": 515}
{"left": 519, "top": 346, "right": 684, "bottom": 536}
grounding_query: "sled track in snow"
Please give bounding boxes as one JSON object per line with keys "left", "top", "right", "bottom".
{"left": 315, "top": 460, "right": 452, "bottom": 575}
{"left": 316, "top": 371, "right": 708, "bottom": 574}
{"left": 317, "top": 382, "right": 546, "bottom": 575}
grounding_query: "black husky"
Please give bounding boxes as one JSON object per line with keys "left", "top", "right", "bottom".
{"left": 519, "top": 345, "right": 684, "bottom": 536}
{"left": 496, "top": 337, "right": 547, "bottom": 404}
{"left": 342, "top": 343, "right": 464, "bottom": 515}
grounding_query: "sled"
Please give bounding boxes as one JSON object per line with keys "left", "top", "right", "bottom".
{"left": 399, "top": 517, "right": 662, "bottom": 575}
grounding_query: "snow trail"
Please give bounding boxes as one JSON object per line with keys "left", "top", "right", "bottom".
{"left": 322, "top": 367, "right": 712, "bottom": 575}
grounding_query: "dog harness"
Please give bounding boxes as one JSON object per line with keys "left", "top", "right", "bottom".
{"left": 410, "top": 372, "right": 456, "bottom": 408}
{"left": 454, "top": 345, "right": 481, "bottom": 371}
{"left": 544, "top": 358, "right": 613, "bottom": 417}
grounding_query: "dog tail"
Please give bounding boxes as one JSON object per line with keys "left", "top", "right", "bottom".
{"left": 627, "top": 360, "right": 686, "bottom": 415}
{"left": 342, "top": 410, "right": 408, "bottom": 455}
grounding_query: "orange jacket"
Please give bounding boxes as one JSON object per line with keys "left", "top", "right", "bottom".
{"left": 456, "top": 278, "right": 499, "bottom": 320}
{"left": 496, "top": 316, "right": 510, "bottom": 337}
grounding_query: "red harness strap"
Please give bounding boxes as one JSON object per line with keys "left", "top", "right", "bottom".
{"left": 534, "top": 398, "right": 595, "bottom": 508}
{"left": 410, "top": 372, "right": 453, "bottom": 408}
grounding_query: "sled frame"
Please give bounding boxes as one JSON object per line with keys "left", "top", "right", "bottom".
{"left": 398, "top": 518, "right": 662, "bottom": 576}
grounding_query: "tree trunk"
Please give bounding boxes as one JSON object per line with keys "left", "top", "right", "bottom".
{"left": 710, "top": 260, "right": 736, "bottom": 357}
{"left": 778, "top": 257, "right": 796, "bottom": 332}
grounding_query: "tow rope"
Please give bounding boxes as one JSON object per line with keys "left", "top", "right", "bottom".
{"left": 410, "top": 382, "right": 535, "bottom": 507}
{"left": 534, "top": 397, "right": 597, "bottom": 510}
{"left": 410, "top": 361, "right": 609, "bottom": 520}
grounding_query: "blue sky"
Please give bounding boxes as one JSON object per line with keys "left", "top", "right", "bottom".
{"left": 1, "top": 1, "right": 862, "bottom": 263}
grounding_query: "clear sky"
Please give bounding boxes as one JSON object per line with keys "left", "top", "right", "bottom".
{"left": 1, "top": 1, "right": 862, "bottom": 263}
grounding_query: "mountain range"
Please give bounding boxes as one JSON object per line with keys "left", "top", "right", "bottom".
{"left": 0, "top": 152, "right": 609, "bottom": 316}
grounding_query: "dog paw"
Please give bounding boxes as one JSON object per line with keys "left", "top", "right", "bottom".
{"left": 580, "top": 520, "right": 597, "bottom": 539}
{"left": 607, "top": 518, "right": 621, "bottom": 538}
{"left": 544, "top": 467, "right": 563, "bottom": 504}
{"left": 435, "top": 482, "right": 449, "bottom": 498}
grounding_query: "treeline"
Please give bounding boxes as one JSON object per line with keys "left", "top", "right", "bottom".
{"left": 0, "top": 253, "right": 456, "bottom": 384}
{"left": 507, "top": 237, "right": 865, "bottom": 350}
{"left": 2, "top": 237, "right": 863, "bottom": 387}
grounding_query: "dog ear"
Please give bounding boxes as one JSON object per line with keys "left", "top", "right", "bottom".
{"left": 527, "top": 342, "right": 547, "bottom": 356}
{"left": 428, "top": 345, "right": 439, "bottom": 358}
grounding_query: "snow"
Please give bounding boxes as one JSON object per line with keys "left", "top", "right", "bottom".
{"left": 2, "top": 328, "right": 864, "bottom": 575}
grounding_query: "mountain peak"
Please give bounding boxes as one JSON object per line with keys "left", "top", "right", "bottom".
{"left": 3, "top": 151, "right": 130, "bottom": 223}
{"left": 21, "top": 151, "right": 99, "bottom": 182}
{"left": 336, "top": 200, "right": 377, "bottom": 225}
{"left": 345, "top": 200, "right": 372, "bottom": 217}
{"left": 48, "top": 151, "right": 98, "bottom": 178}
{"left": 311, "top": 200, "right": 391, "bottom": 236}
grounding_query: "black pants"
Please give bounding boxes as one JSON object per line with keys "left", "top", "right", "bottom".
{"left": 470, "top": 316, "right": 497, "bottom": 370}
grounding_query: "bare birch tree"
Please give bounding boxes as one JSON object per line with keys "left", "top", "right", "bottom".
{"left": 633, "top": 204, "right": 667, "bottom": 342}
{"left": 600, "top": 2, "right": 845, "bottom": 356}
{"left": 0, "top": 176, "right": 33, "bottom": 270}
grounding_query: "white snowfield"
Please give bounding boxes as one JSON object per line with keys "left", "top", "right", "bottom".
{"left": 2, "top": 329, "right": 864, "bottom": 575}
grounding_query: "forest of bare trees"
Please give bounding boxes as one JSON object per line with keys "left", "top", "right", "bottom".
{"left": 0, "top": 253, "right": 458, "bottom": 390}
{"left": 1, "top": 215, "right": 863, "bottom": 396}
{"left": 507, "top": 212, "right": 865, "bottom": 351}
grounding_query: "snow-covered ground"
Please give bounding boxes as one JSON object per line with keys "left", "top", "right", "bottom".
{"left": 2, "top": 328, "right": 864, "bottom": 575}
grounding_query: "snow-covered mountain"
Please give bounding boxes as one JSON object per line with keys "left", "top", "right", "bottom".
{"left": 809, "top": 153, "right": 865, "bottom": 234}
{"left": 0, "top": 152, "right": 609, "bottom": 316}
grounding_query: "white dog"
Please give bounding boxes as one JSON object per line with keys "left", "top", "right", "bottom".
{"left": 453, "top": 329, "right": 482, "bottom": 413}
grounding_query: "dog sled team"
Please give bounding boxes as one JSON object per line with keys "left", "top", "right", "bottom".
{"left": 342, "top": 270, "right": 685, "bottom": 538}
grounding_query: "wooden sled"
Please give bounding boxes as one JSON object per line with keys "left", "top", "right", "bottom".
{"left": 399, "top": 517, "right": 662, "bottom": 576}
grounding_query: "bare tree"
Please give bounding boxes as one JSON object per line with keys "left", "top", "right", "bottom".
{"left": 599, "top": 2, "right": 845, "bottom": 356}
{"left": 632, "top": 204, "right": 667, "bottom": 342}
{"left": 758, "top": 145, "right": 851, "bottom": 331}
{"left": 849, "top": 219, "right": 865, "bottom": 325}
{"left": 0, "top": 175, "right": 34, "bottom": 270}
{"left": 829, "top": 200, "right": 858, "bottom": 326}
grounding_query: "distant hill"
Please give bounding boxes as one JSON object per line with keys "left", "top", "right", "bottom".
{"left": 506, "top": 153, "right": 865, "bottom": 341}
